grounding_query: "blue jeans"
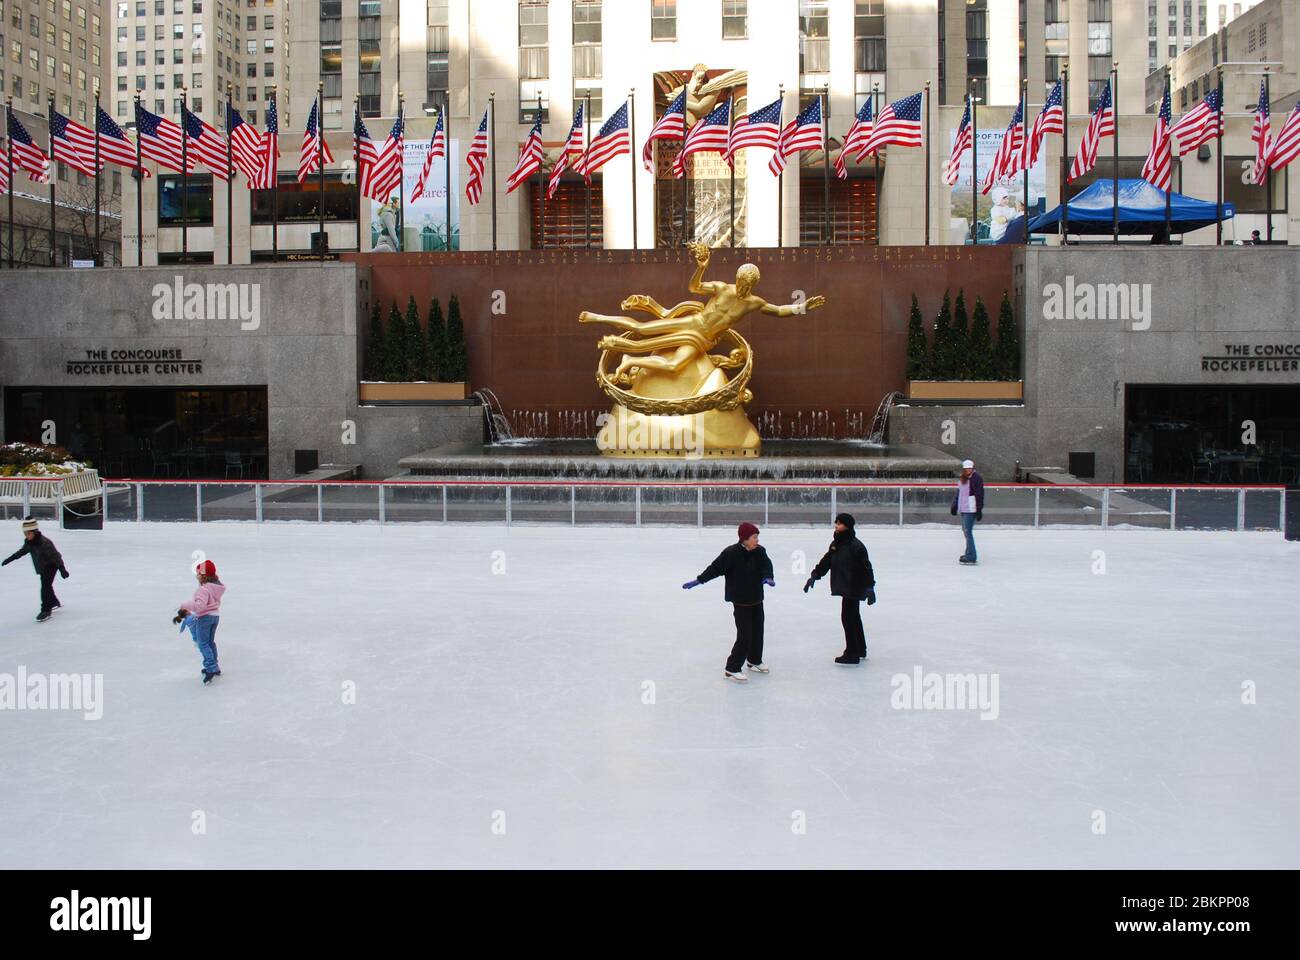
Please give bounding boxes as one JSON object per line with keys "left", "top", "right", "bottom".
{"left": 190, "top": 614, "right": 220, "bottom": 674}
{"left": 960, "top": 512, "right": 978, "bottom": 561}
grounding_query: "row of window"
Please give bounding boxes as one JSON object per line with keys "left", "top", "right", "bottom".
{"left": 5, "top": 34, "right": 101, "bottom": 67}
{"left": 4, "top": 0, "right": 95, "bottom": 32}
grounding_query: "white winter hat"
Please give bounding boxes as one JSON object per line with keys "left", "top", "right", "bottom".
{"left": 21, "top": 516, "right": 38, "bottom": 532}
{"left": 962, "top": 459, "right": 975, "bottom": 469}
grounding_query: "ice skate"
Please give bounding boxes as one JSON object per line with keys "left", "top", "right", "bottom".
{"left": 746, "top": 661, "right": 769, "bottom": 674}
{"left": 834, "top": 654, "right": 860, "bottom": 666}
{"left": 35, "top": 610, "right": 51, "bottom": 623}
{"left": 724, "top": 669, "right": 748, "bottom": 683}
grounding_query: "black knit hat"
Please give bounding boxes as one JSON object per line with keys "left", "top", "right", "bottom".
{"left": 834, "top": 513, "right": 855, "bottom": 528}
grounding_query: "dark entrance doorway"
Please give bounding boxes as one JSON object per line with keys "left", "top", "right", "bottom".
{"left": 4, "top": 386, "right": 269, "bottom": 480}
{"left": 1125, "top": 385, "right": 1300, "bottom": 484}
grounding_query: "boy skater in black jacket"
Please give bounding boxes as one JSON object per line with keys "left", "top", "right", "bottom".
{"left": 804, "top": 513, "right": 876, "bottom": 665}
{"left": 683, "top": 522, "right": 775, "bottom": 683}
{"left": 2, "top": 517, "right": 70, "bottom": 622}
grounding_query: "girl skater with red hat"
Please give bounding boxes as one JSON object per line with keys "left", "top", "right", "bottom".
{"left": 683, "top": 521, "right": 775, "bottom": 683}
{"left": 175, "top": 560, "right": 226, "bottom": 685}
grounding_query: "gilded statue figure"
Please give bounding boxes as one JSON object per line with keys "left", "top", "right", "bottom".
{"left": 579, "top": 242, "right": 825, "bottom": 457}
{"left": 667, "top": 65, "right": 749, "bottom": 127}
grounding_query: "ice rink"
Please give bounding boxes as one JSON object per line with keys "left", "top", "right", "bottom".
{"left": 1, "top": 520, "right": 1297, "bottom": 869}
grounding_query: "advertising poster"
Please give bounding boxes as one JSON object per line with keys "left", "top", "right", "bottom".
{"left": 369, "top": 137, "right": 460, "bottom": 252}
{"left": 948, "top": 127, "right": 1047, "bottom": 244}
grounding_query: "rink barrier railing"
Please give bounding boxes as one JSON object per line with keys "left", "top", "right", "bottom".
{"left": 55, "top": 479, "right": 1291, "bottom": 533}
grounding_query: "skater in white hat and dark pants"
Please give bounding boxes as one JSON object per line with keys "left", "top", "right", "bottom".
{"left": 951, "top": 460, "right": 984, "bottom": 564}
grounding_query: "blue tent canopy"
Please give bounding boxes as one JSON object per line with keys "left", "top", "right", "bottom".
{"left": 1027, "top": 178, "right": 1235, "bottom": 236}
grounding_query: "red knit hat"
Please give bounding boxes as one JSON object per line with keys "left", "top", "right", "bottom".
{"left": 196, "top": 560, "right": 218, "bottom": 578}
{"left": 737, "top": 522, "right": 759, "bottom": 541}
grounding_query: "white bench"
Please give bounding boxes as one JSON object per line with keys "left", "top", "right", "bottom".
{"left": 0, "top": 469, "right": 103, "bottom": 519}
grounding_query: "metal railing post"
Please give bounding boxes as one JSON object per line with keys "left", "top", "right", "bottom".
{"left": 898, "top": 485, "right": 904, "bottom": 526}
{"left": 1281, "top": 489, "right": 1288, "bottom": 534}
{"left": 317, "top": 483, "right": 324, "bottom": 522}
{"left": 764, "top": 486, "right": 769, "bottom": 526}
{"left": 831, "top": 486, "right": 837, "bottom": 523}
{"left": 1101, "top": 487, "right": 1110, "bottom": 529}
{"left": 1170, "top": 488, "right": 1177, "bottom": 530}
{"left": 21, "top": 481, "right": 30, "bottom": 516}
{"left": 379, "top": 485, "right": 386, "bottom": 523}
{"left": 571, "top": 485, "right": 576, "bottom": 525}
{"left": 56, "top": 484, "right": 64, "bottom": 528}
{"left": 196, "top": 483, "right": 203, "bottom": 522}
{"left": 635, "top": 485, "right": 642, "bottom": 526}
{"left": 697, "top": 487, "right": 703, "bottom": 528}
{"left": 255, "top": 483, "right": 263, "bottom": 523}
{"left": 1237, "top": 488, "right": 1246, "bottom": 531}
{"left": 442, "top": 484, "right": 448, "bottom": 523}
{"left": 1033, "top": 488, "right": 1040, "bottom": 528}
{"left": 102, "top": 484, "right": 110, "bottom": 523}
{"left": 136, "top": 483, "right": 144, "bottom": 522}
{"left": 505, "top": 485, "right": 511, "bottom": 526}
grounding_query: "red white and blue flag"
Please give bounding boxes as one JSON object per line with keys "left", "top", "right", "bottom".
{"left": 944, "top": 96, "right": 973, "bottom": 186}
{"left": 297, "top": 99, "right": 333, "bottom": 183}
{"left": 49, "top": 110, "right": 102, "bottom": 177}
{"left": 7, "top": 111, "right": 50, "bottom": 182}
{"left": 835, "top": 97, "right": 875, "bottom": 180}
{"left": 860, "top": 91, "right": 924, "bottom": 156}
{"left": 1268, "top": 101, "right": 1300, "bottom": 172}
{"left": 1170, "top": 87, "right": 1223, "bottom": 156}
{"left": 1069, "top": 80, "right": 1114, "bottom": 181}
{"left": 674, "top": 98, "right": 731, "bottom": 177}
{"left": 228, "top": 108, "right": 265, "bottom": 184}
{"left": 724, "top": 96, "right": 781, "bottom": 166}
{"left": 465, "top": 108, "right": 489, "bottom": 204}
{"left": 578, "top": 100, "right": 630, "bottom": 177}
{"left": 253, "top": 95, "right": 278, "bottom": 189}
{"left": 506, "top": 118, "right": 543, "bottom": 194}
{"left": 363, "top": 109, "right": 404, "bottom": 202}
{"left": 1028, "top": 77, "right": 1065, "bottom": 167}
{"left": 982, "top": 101, "right": 1024, "bottom": 194}
{"left": 182, "top": 104, "right": 234, "bottom": 181}
{"left": 769, "top": 96, "right": 823, "bottom": 175}
{"left": 136, "top": 101, "right": 193, "bottom": 173}
{"left": 1250, "top": 79, "right": 1272, "bottom": 186}
{"left": 413, "top": 109, "right": 445, "bottom": 200}
{"left": 1141, "top": 83, "right": 1173, "bottom": 192}
{"left": 548, "top": 101, "right": 584, "bottom": 198}
{"left": 94, "top": 105, "right": 150, "bottom": 176}
{"left": 642, "top": 88, "right": 686, "bottom": 171}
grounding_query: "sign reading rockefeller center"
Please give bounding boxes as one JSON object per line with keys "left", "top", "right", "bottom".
{"left": 66, "top": 348, "right": 204, "bottom": 376}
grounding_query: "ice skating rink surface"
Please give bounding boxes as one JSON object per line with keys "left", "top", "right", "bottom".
{"left": 1, "top": 521, "right": 1296, "bottom": 868}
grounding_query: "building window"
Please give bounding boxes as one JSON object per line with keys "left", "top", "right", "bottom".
{"left": 574, "top": 84, "right": 601, "bottom": 120}
{"left": 1088, "top": 21, "right": 1112, "bottom": 56}
{"left": 854, "top": 1, "right": 884, "bottom": 72}
{"left": 250, "top": 171, "right": 358, "bottom": 224}
{"left": 358, "top": 72, "right": 379, "bottom": 116}
{"left": 1088, "top": 56, "right": 1110, "bottom": 111}
{"left": 573, "top": 1, "right": 601, "bottom": 80}
{"left": 650, "top": 0, "right": 674, "bottom": 40}
{"left": 520, "top": 80, "right": 549, "bottom": 123}
{"left": 159, "top": 173, "right": 214, "bottom": 226}
{"left": 800, "top": 0, "right": 830, "bottom": 74}
{"left": 519, "top": 1, "right": 548, "bottom": 81}
{"left": 722, "top": 0, "right": 746, "bottom": 39}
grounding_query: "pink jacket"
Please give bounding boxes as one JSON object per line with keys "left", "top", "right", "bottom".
{"left": 183, "top": 581, "right": 226, "bottom": 617}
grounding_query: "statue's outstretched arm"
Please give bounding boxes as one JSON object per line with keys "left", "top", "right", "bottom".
{"left": 759, "top": 294, "right": 826, "bottom": 317}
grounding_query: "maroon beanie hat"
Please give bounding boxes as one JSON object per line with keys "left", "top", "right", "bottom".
{"left": 737, "top": 522, "right": 759, "bottom": 541}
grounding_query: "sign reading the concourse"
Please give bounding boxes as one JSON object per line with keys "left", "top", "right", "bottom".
{"left": 1201, "top": 344, "right": 1300, "bottom": 373}
{"left": 66, "top": 348, "right": 203, "bottom": 376}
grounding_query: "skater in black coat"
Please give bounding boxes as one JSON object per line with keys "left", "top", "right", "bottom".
{"left": 803, "top": 513, "right": 875, "bottom": 665}
{"left": 683, "top": 521, "right": 775, "bottom": 683}
{"left": 2, "top": 517, "right": 69, "bottom": 622}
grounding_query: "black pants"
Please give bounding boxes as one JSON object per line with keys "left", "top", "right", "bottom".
{"left": 39, "top": 566, "right": 60, "bottom": 614}
{"left": 727, "top": 602, "right": 764, "bottom": 672}
{"left": 840, "top": 597, "right": 866, "bottom": 659}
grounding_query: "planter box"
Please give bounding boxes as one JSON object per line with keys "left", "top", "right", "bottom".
{"left": 906, "top": 380, "right": 1023, "bottom": 402}
{"left": 359, "top": 382, "right": 471, "bottom": 402}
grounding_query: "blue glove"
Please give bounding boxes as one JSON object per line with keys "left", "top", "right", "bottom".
{"left": 865, "top": 588, "right": 877, "bottom": 606}
{"left": 763, "top": 578, "right": 775, "bottom": 587}
{"left": 681, "top": 579, "right": 701, "bottom": 590}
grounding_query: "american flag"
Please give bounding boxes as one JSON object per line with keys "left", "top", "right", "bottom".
{"left": 228, "top": 108, "right": 265, "bottom": 184}
{"left": 944, "top": 96, "right": 973, "bottom": 186}
{"left": 642, "top": 89, "right": 685, "bottom": 172}
{"left": 1028, "top": 77, "right": 1065, "bottom": 167}
{"left": 253, "top": 95, "right": 278, "bottom": 189}
{"left": 1268, "top": 101, "right": 1300, "bottom": 172}
{"left": 673, "top": 98, "right": 730, "bottom": 178}
{"left": 769, "top": 96, "right": 823, "bottom": 175}
{"left": 360, "top": 110, "right": 404, "bottom": 202}
{"left": 725, "top": 96, "right": 781, "bottom": 166}
{"left": 835, "top": 97, "right": 875, "bottom": 180}
{"left": 93, "top": 106, "right": 150, "bottom": 176}
{"left": 506, "top": 118, "right": 543, "bottom": 194}
{"left": 136, "top": 102, "right": 193, "bottom": 173}
{"left": 1250, "top": 79, "right": 1272, "bottom": 186}
{"left": 49, "top": 110, "right": 102, "bottom": 177}
{"left": 1170, "top": 87, "right": 1223, "bottom": 156}
{"left": 413, "top": 110, "right": 446, "bottom": 200}
{"left": 7, "top": 111, "right": 50, "bottom": 182}
{"left": 1068, "top": 81, "right": 1114, "bottom": 181}
{"left": 860, "top": 91, "right": 924, "bottom": 156}
{"left": 182, "top": 105, "right": 234, "bottom": 181}
{"left": 297, "top": 99, "right": 333, "bottom": 182}
{"left": 548, "top": 102, "right": 584, "bottom": 199}
{"left": 465, "top": 108, "right": 489, "bottom": 204}
{"left": 982, "top": 101, "right": 1024, "bottom": 194}
{"left": 1141, "top": 84, "right": 1173, "bottom": 192}
{"left": 0, "top": 144, "right": 7, "bottom": 193}
{"left": 578, "top": 100, "right": 630, "bottom": 176}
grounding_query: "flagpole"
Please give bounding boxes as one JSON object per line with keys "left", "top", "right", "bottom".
{"left": 5, "top": 98, "right": 13, "bottom": 268}
{"left": 397, "top": 92, "right": 405, "bottom": 253}
{"left": 181, "top": 87, "right": 189, "bottom": 263}
{"left": 489, "top": 91, "right": 497, "bottom": 251}
{"left": 226, "top": 82, "right": 233, "bottom": 264}
{"left": 134, "top": 95, "right": 143, "bottom": 266}
{"left": 777, "top": 83, "right": 784, "bottom": 248}
{"left": 1111, "top": 64, "right": 1119, "bottom": 244}
{"left": 271, "top": 87, "right": 278, "bottom": 261}
{"left": 1023, "top": 79, "right": 1030, "bottom": 247}
{"left": 924, "top": 80, "right": 931, "bottom": 246}
{"left": 821, "top": 84, "right": 830, "bottom": 245}
{"left": 535, "top": 94, "right": 546, "bottom": 249}
{"left": 1062, "top": 66, "right": 1070, "bottom": 243}
{"left": 970, "top": 82, "right": 977, "bottom": 245}
{"left": 1265, "top": 68, "right": 1273, "bottom": 244}
{"left": 443, "top": 109, "right": 451, "bottom": 252}
{"left": 1216, "top": 68, "right": 1223, "bottom": 246}
{"left": 629, "top": 89, "right": 637, "bottom": 251}
{"left": 317, "top": 82, "right": 324, "bottom": 262}
{"left": 1164, "top": 68, "right": 1172, "bottom": 242}
{"left": 728, "top": 94, "right": 736, "bottom": 248}
{"left": 872, "top": 84, "right": 880, "bottom": 245}
{"left": 584, "top": 93, "right": 592, "bottom": 248}
{"left": 47, "top": 95, "right": 56, "bottom": 266}
{"left": 94, "top": 84, "right": 101, "bottom": 265}
{"left": 353, "top": 94, "right": 360, "bottom": 255}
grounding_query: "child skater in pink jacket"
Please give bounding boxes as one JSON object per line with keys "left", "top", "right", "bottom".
{"left": 175, "top": 560, "right": 226, "bottom": 685}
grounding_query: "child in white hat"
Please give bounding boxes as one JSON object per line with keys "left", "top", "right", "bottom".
{"left": 1, "top": 517, "right": 70, "bottom": 622}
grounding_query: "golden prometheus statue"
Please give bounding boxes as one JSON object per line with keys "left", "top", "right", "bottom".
{"left": 579, "top": 242, "right": 826, "bottom": 458}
